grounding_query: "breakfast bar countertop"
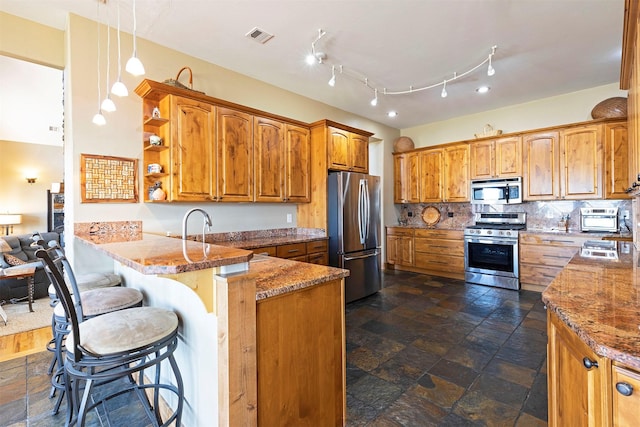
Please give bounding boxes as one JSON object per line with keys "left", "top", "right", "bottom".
{"left": 541, "top": 248, "right": 640, "bottom": 370}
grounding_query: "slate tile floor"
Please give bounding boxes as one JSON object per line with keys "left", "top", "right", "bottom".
{"left": 345, "top": 270, "right": 548, "bottom": 426}
{"left": 1, "top": 270, "right": 548, "bottom": 426}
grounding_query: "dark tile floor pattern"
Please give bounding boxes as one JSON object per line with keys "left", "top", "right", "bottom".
{"left": 346, "top": 270, "right": 548, "bottom": 426}
{"left": 0, "top": 270, "right": 548, "bottom": 426}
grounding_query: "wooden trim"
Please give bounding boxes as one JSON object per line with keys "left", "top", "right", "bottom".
{"left": 309, "top": 119, "right": 374, "bottom": 138}
{"left": 621, "top": 0, "right": 639, "bottom": 89}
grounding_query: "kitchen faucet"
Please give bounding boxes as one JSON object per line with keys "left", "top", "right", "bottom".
{"left": 182, "top": 208, "right": 213, "bottom": 241}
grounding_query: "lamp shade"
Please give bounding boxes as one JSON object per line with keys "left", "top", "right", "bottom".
{"left": 0, "top": 214, "right": 21, "bottom": 226}
{"left": 0, "top": 238, "right": 11, "bottom": 253}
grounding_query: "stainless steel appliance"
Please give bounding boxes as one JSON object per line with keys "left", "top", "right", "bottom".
{"left": 327, "top": 172, "right": 382, "bottom": 303}
{"left": 464, "top": 212, "right": 526, "bottom": 290}
{"left": 580, "top": 207, "right": 619, "bottom": 232}
{"left": 580, "top": 240, "right": 618, "bottom": 260}
{"left": 470, "top": 177, "right": 523, "bottom": 205}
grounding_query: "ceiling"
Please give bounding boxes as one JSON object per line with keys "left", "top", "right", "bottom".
{"left": 1, "top": 0, "right": 626, "bottom": 129}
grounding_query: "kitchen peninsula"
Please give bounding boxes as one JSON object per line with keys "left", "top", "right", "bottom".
{"left": 75, "top": 229, "right": 349, "bottom": 427}
{"left": 542, "top": 248, "right": 640, "bottom": 426}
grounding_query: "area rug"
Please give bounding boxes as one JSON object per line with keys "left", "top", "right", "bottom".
{"left": 0, "top": 298, "right": 53, "bottom": 336}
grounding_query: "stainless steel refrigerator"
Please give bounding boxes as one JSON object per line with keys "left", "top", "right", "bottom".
{"left": 327, "top": 171, "right": 382, "bottom": 303}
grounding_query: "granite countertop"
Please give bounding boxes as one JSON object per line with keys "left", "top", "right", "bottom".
{"left": 248, "top": 255, "right": 349, "bottom": 300}
{"left": 207, "top": 234, "right": 328, "bottom": 250}
{"left": 542, "top": 248, "right": 640, "bottom": 370}
{"left": 76, "top": 232, "right": 253, "bottom": 275}
{"left": 523, "top": 228, "right": 633, "bottom": 240}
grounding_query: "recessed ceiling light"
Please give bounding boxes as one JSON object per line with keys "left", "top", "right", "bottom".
{"left": 476, "top": 86, "right": 490, "bottom": 94}
{"left": 387, "top": 111, "right": 398, "bottom": 118}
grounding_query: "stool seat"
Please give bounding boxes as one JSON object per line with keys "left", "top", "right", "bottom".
{"left": 53, "top": 287, "right": 143, "bottom": 318}
{"left": 66, "top": 306, "right": 178, "bottom": 356}
{"left": 48, "top": 273, "right": 122, "bottom": 299}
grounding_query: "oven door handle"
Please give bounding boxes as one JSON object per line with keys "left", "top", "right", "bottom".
{"left": 465, "top": 237, "right": 518, "bottom": 245}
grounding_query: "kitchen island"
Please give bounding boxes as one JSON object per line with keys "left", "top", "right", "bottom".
{"left": 542, "top": 247, "right": 640, "bottom": 426}
{"left": 76, "top": 231, "right": 349, "bottom": 427}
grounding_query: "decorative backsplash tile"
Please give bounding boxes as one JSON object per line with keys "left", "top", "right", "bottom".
{"left": 395, "top": 200, "right": 633, "bottom": 233}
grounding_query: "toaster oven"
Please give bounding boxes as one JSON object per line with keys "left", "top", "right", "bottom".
{"left": 580, "top": 207, "right": 618, "bottom": 233}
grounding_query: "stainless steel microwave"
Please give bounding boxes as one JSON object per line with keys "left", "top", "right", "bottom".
{"left": 470, "top": 177, "right": 523, "bottom": 205}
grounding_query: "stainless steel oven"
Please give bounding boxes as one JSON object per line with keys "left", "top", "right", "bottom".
{"left": 464, "top": 212, "right": 526, "bottom": 291}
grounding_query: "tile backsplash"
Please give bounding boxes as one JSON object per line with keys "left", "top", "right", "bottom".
{"left": 395, "top": 199, "right": 633, "bottom": 234}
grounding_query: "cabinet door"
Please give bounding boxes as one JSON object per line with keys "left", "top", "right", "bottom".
{"left": 443, "top": 144, "right": 470, "bottom": 202}
{"left": 254, "top": 117, "right": 284, "bottom": 202}
{"left": 327, "top": 127, "right": 350, "bottom": 171}
{"left": 393, "top": 153, "right": 420, "bottom": 203}
{"left": 612, "top": 365, "right": 640, "bottom": 426}
{"left": 419, "top": 149, "right": 443, "bottom": 202}
{"left": 349, "top": 133, "right": 369, "bottom": 173}
{"left": 216, "top": 107, "right": 253, "bottom": 202}
{"left": 547, "top": 311, "right": 610, "bottom": 427}
{"left": 561, "top": 125, "right": 603, "bottom": 199}
{"left": 386, "top": 235, "right": 399, "bottom": 264}
{"left": 470, "top": 140, "right": 494, "bottom": 179}
{"left": 284, "top": 124, "right": 311, "bottom": 202}
{"left": 170, "top": 96, "right": 216, "bottom": 201}
{"left": 523, "top": 131, "right": 560, "bottom": 200}
{"left": 495, "top": 136, "right": 522, "bottom": 177}
{"left": 604, "top": 122, "right": 631, "bottom": 199}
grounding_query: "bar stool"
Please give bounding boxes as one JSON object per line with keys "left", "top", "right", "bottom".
{"left": 40, "top": 243, "right": 144, "bottom": 415}
{"left": 37, "top": 246, "right": 184, "bottom": 427}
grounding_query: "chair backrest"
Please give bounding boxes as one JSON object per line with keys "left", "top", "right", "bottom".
{"left": 36, "top": 246, "right": 83, "bottom": 363}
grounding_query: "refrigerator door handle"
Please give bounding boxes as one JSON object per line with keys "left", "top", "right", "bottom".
{"left": 364, "top": 180, "right": 370, "bottom": 241}
{"left": 358, "top": 179, "right": 366, "bottom": 244}
{"left": 344, "top": 251, "right": 379, "bottom": 261}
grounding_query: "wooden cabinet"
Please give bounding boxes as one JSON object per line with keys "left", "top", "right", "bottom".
{"left": 327, "top": 125, "right": 370, "bottom": 173}
{"left": 612, "top": 364, "right": 640, "bottom": 426}
{"left": 386, "top": 227, "right": 414, "bottom": 267}
{"left": 443, "top": 143, "right": 470, "bottom": 202}
{"left": 524, "top": 125, "right": 604, "bottom": 201}
{"left": 136, "top": 79, "right": 310, "bottom": 204}
{"left": 604, "top": 120, "right": 631, "bottom": 199}
{"left": 413, "top": 229, "right": 464, "bottom": 280}
{"left": 419, "top": 148, "right": 444, "bottom": 202}
{"left": 519, "top": 233, "right": 594, "bottom": 292}
{"left": 547, "top": 310, "right": 611, "bottom": 427}
{"left": 257, "top": 278, "right": 345, "bottom": 426}
{"left": 470, "top": 136, "right": 522, "bottom": 179}
{"left": 254, "top": 118, "right": 311, "bottom": 203}
{"left": 393, "top": 152, "right": 420, "bottom": 203}
{"left": 252, "top": 239, "right": 328, "bottom": 265}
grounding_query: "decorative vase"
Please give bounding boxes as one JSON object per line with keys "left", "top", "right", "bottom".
{"left": 151, "top": 187, "right": 166, "bottom": 201}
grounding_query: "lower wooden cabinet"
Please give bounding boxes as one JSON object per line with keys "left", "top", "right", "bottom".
{"left": 612, "top": 364, "right": 640, "bottom": 426}
{"left": 386, "top": 227, "right": 414, "bottom": 267}
{"left": 252, "top": 239, "right": 328, "bottom": 265}
{"left": 519, "top": 233, "right": 593, "bottom": 292}
{"left": 257, "top": 278, "right": 345, "bottom": 426}
{"left": 414, "top": 229, "right": 464, "bottom": 280}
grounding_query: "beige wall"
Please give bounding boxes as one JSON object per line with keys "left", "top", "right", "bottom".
{"left": 0, "top": 12, "right": 64, "bottom": 68}
{"left": 0, "top": 140, "right": 64, "bottom": 234}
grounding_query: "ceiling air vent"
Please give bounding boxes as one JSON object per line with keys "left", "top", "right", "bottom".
{"left": 245, "top": 27, "right": 274, "bottom": 44}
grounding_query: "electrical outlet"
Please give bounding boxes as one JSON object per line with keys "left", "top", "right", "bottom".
{"left": 623, "top": 210, "right": 630, "bottom": 219}
{"left": 407, "top": 211, "right": 413, "bottom": 217}
{"left": 448, "top": 212, "right": 454, "bottom": 218}
{"left": 286, "top": 213, "right": 292, "bottom": 223}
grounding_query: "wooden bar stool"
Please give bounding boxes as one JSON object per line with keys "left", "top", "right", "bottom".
{"left": 37, "top": 246, "right": 184, "bottom": 427}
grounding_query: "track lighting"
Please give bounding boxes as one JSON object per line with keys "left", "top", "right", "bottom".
{"left": 111, "top": 0, "right": 128, "bottom": 97}
{"left": 303, "top": 29, "right": 498, "bottom": 107}
{"left": 328, "top": 65, "right": 336, "bottom": 87}
{"left": 125, "top": 0, "right": 145, "bottom": 76}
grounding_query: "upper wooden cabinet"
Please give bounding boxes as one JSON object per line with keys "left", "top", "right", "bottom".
{"left": 136, "top": 79, "right": 311, "bottom": 204}
{"left": 216, "top": 106, "right": 254, "bottom": 202}
{"left": 523, "top": 131, "right": 561, "bottom": 200}
{"left": 326, "top": 124, "right": 372, "bottom": 173}
{"left": 393, "top": 152, "right": 420, "bottom": 203}
{"left": 604, "top": 121, "right": 631, "bottom": 199}
{"left": 419, "top": 148, "right": 444, "bottom": 202}
{"left": 470, "top": 136, "right": 522, "bottom": 179}
{"left": 443, "top": 143, "right": 470, "bottom": 202}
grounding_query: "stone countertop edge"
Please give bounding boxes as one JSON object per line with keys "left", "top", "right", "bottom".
{"left": 75, "top": 232, "right": 253, "bottom": 275}
{"left": 541, "top": 250, "right": 640, "bottom": 370}
{"left": 247, "top": 255, "right": 349, "bottom": 301}
{"left": 207, "top": 234, "right": 328, "bottom": 249}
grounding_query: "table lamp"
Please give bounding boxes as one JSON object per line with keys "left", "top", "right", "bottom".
{"left": 0, "top": 214, "right": 22, "bottom": 235}
{"left": 0, "top": 238, "right": 11, "bottom": 253}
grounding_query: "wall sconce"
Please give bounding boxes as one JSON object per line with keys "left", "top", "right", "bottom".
{"left": 26, "top": 176, "right": 37, "bottom": 184}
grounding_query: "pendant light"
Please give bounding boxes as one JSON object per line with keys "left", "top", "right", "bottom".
{"left": 111, "top": 0, "right": 128, "bottom": 97}
{"left": 125, "top": 0, "right": 145, "bottom": 76}
{"left": 92, "top": 1, "right": 106, "bottom": 126}
{"left": 100, "top": 3, "right": 116, "bottom": 113}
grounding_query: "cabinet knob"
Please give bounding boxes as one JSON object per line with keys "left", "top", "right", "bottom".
{"left": 582, "top": 357, "right": 599, "bottom": 369}
{"left": 616, "top": 382, "right": 634, "bottom": 396}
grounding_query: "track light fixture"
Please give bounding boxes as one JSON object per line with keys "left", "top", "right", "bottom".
{"left": 111, "top": 0, "right": 128, "bottom": 97}
{"left": 125, "top": 0, "right": 145, "bottom": 76}
{"left": 101, "top": 3, "right": 116, "bottom": 113}
{"left": 93, "top": 0, "right": 106, "bottom": 126}
{"left": 305, "top": 29, "right": 498, "bottom": 109}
